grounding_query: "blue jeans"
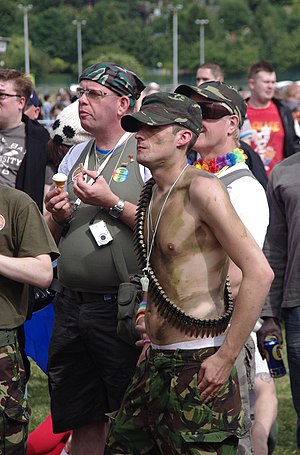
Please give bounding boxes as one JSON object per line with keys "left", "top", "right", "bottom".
{"left": 282, "top": 307, "right": 300, "bottom": 447}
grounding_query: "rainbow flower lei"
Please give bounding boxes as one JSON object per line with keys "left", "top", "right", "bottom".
{"left": 194, "top": 148, "right": 247, "bottom": 174}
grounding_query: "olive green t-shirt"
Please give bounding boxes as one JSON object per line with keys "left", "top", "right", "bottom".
{"left": 57, "top": 136, "right": 145, "bottom": 293}
{"left": 0, "top": 185, "right": 59, "bottom": 329}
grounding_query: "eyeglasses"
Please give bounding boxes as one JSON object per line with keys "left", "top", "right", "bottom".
{"left": 76, "top": 87, "right": 119, "bottom": 101}
{"left": 199, "top": 102, "right": 233, "bottom": 120}
{"left": 0, "top": 93, "right": 21, "bottom": 100}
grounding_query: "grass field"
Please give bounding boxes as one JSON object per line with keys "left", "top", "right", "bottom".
{"left": 27, "top": 347, "right": 299, "bottom": 453}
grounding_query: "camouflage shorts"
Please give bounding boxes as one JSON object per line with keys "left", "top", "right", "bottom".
{"left": 106, "top": 347, "right": 249, "bottom": 455}
{"left": 0, "top": 330, "right": 31, "bottom": 455}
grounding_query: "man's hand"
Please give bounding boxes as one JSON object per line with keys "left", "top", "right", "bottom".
{"left": 257, "top": 318, "right": 282, "bottom": 359}
{"left": 73, "top": 169, "right": 118, "bottom": 209}
{"left": 197, "top": 350, "right": 234, "bottom": 403}
{"left": 44, "top": 187, "right": 72, "bottom": 224}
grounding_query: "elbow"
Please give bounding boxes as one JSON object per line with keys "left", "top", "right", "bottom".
{"left": 41, "top": 268, "right": 53, "bottom": 288}
{"left": 267, "top": 267, "right": 275, "bottom": 288}
{"left": 35, "top": 265, "right": 53, "bottom": 289}
{"left": 261, "top": 265, "right": 275, "bottom": 295}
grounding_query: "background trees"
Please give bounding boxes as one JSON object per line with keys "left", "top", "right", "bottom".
{"left": 0, "top": 0, "right": 299, "bottom": 86}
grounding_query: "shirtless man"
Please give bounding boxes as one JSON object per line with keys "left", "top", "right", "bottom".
{"left": 106, "top": 92, "right": 274, "bottom": 455}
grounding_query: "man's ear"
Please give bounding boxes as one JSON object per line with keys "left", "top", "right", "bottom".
{"left": 227, "top": 114, "right": 239, "bottom": 134}
{"left": 248, "top": 78, "right": 255, "bottom": 91}
{"left": 19, "top": 96, "right": 26, "bottom": 111}
{"left": 117, "top": 96, "right": 131, "bottom": 116}
{"left": 176, "top": 129, "right": 192, "bottom": 147}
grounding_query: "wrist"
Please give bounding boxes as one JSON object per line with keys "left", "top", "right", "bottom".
{"left": 108, "top": 199, "right": 125, "bottom": 219}
{"left": 51, "top": 213, "right": 65, "bottom": 227}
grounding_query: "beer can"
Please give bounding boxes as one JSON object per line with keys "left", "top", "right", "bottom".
{"left": 263, "top": 335, "right": 286, "bottom": 378}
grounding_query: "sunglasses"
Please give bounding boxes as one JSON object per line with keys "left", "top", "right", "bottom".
{"left": 199, "top": 102, "right": 233, "bottom": 120}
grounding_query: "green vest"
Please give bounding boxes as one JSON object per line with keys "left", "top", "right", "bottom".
{"left": 57, "top": 135, "right": 145, "bottom": 293}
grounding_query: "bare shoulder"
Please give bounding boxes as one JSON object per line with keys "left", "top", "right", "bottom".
{"left": 186, "top": 167, "right": 228, "bottom": 204}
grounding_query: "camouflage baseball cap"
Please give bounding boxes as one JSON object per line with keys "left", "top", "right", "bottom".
{"left": 121, "top": 92, "right": 202, "bottom": 135}
{"left": 175, "top": 81, "right": 247, "bottom": 127}
{"left": 79, "top": 62, "right": 145, "bottom": 107}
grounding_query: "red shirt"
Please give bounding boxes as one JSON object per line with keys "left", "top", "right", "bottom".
{"left": 247, "top": 100, "right": 284, "bottom": 175}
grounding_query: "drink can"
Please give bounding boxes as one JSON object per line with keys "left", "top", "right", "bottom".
{"left": 263, "top": 335, "right": 286, "bottom": 378}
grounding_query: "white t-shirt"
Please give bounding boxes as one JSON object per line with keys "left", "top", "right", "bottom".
{"left": 218, "top": 162, "right": 270, "bottom": 386}
{"left": 220, "top": 162, "right": 269, "bottom": 248}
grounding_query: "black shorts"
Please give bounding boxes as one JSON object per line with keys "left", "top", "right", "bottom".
{"left": 48, "top": 291, "right": 139, "bottom": 433}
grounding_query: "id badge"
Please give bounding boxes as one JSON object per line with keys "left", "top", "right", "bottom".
{"left": 89, "top": 220, "right": 113, "bottom": 247}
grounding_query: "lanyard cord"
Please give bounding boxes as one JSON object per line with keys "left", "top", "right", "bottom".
{"left": 145, "top": 163, "right": 189, "bottom": 273}
{"left": 73, "top": 132, "right": 132, "bottom": 210}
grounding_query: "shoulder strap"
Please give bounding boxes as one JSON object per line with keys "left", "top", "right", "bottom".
{"left": 110, "top": 238, "right": 130, "bottom": 282}
{"left": 219, "top": 168, "right": 255, "bottom": 187}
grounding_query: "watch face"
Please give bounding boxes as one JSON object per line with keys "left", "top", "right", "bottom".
{"left": 109, "top": 200, "right": 124, "bottom": 218}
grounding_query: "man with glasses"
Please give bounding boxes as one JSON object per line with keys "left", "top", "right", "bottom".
{"left": 44, "top": 62, "right": 145, "bottom": 454}
{"left": 193, "top": 64, "right": 268, "bottom": 190}
{"left": 175, "top": 81, "right": 277, "bottom": 454}
{"left": 0, "top": 69, "right": 50, "bottom": 210}
{"left": 0, "top": 69, "right": 51, "bottom": 385}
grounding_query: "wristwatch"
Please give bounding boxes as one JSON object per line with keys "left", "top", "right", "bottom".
{"left": 109, "top": 199, "right": 125, "bottom": 218}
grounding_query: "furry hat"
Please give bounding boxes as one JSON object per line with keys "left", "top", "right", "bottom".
{"left": 50, "top": 100, "right": 92, "bottom": 146}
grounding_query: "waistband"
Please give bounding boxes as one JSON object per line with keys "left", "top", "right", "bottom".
{"left": 151, "top": 335, "right": 225, "bottom": 351}
{"left": 52, "top": 279, "right": 117, "bottom": 303}
{"left": 0, "top": 329, "right": 17, "bottom": 348}
{"left": 148, "top": 345, "right": 219, "bottom": 363}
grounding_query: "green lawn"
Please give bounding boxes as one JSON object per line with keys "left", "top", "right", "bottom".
{"left": 27, "top": 351, "right": 299, "bottom": 452}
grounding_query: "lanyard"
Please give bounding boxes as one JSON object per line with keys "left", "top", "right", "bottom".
{"left": 73, "top": 132, "right": 131, "bottom": 209}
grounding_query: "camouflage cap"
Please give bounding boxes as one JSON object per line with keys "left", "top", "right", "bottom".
{"left": 121, "top": 92, "right": 202, "bottom": 136}
{"left": 79, "top": 62, "right": 145, "bottom": 107}
{"left": 175, "top": 81, "right": 247, "bottom": 127}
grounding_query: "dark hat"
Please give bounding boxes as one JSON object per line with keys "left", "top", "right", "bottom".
{"left": 121, "top": 92, "right": 202, "bottom": 136}
{"left": 27, "top": 90, "right": 40, "bottom": 107}
{"left": 175, "top": 81, "right": 247, "bottom": 127}
{"left": 79, "top": 62, "right": 145, "bottom": 107}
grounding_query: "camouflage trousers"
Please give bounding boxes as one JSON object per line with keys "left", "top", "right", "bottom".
{"left": 0, "top": 330, "right": 31, "bottom": 455}
{"left": 106, "top": 346, "right": 249, "bottom": 455}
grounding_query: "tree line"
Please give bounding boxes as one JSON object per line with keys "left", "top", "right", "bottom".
{"left": 1, "top": 0, "right": 299, "bottom": 83}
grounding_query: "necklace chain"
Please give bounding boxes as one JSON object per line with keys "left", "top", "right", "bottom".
{"left": 146, "top": 163, "right": 189, "bottom": 272}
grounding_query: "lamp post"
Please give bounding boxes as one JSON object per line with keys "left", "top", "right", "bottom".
{"left": 195, "top": 19, "right": 209, "bottom": 65}
{"left": 0, "top": 37, "right": 10, "bottom": 68}
{"left": 169, "top": 4, "right": 182, "bottom": 90}
{"left": 18, "top": 4, "right": 32, "bottom": 74}
{"left": 72, "top": 19, "right": 86, "bottom": 79}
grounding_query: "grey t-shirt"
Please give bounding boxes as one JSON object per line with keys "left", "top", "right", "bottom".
{"left": 0, "top": 124, "right": 26, "bottom": 187}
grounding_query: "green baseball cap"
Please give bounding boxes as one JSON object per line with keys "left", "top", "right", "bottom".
{"left": 175, "top": 81, "right": 247, "bottom": 127}
{"left": 79, "top": 62, "right": 145, "bottom": 107}
{"left": 121, "top": 92, "right": 202, "bottom": 136}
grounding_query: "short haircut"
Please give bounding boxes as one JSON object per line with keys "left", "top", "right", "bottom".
{"left": 197, "top": 62, "right": 224, "bottom": 80}
{"left": 0, "top": 69, "right": 33, "bottom": 102}
{"left": 248, "top": 61, "right": 275, "bottom": 80}
{"left": 172, "top": 124, "right": 197, "bottom": 154}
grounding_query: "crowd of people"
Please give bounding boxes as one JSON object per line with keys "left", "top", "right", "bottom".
{"left": 0, "top": 58, "right": 300, "bottom": 455}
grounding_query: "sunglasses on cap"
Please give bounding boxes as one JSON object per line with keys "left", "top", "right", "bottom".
{"left": 198, "top": 102, "right": 233, "bottom": 120}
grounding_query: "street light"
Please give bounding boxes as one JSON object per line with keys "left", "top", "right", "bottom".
{"left": 72, "top": 19, "right": 86, "bottom": 79}
{"left": 18, "top": 4, "right": 33, "bottom": 74}
{"left": 0, "top": 37, "right": 10, "bottom": 68}
{"left": 195, "top": 19, "right": 209, "bottom": 65}
{"left": 169, "top": 4, "right": 183, "bottom": 90}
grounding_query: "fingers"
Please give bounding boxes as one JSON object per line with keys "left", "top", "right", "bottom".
{"left": 200, "top": 386, "right": 220, "bottom": 404}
